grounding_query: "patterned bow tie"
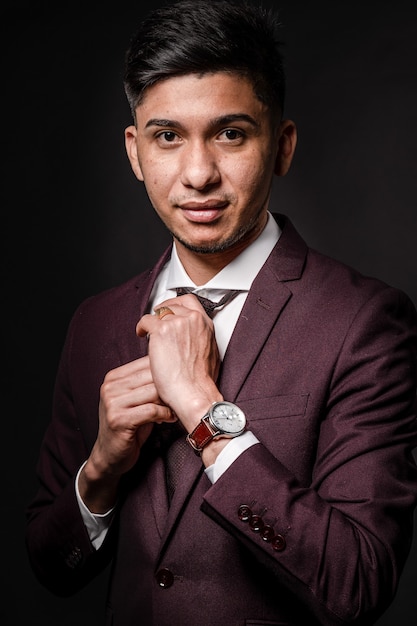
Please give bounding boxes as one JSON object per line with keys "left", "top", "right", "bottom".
{"left": 176, "top": 287, "right": 241, "bottom": 318}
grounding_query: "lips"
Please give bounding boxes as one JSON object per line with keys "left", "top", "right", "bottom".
{"left": 179, "top": 200, "right": 228, "bottom": 223}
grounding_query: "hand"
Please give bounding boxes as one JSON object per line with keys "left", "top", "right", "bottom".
{"left": 79, "top": 356, "right": 175, "bottom": 512}
{"left": 136, "top": 294, "right": 223, "bottom": 432}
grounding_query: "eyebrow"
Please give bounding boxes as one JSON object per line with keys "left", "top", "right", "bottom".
{"left": 144, "top": 113, "right": 259, "bottom": 130}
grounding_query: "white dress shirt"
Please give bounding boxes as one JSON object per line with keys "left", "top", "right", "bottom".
{"left": 76, "top": 212, "right": 281, "bottom": 547}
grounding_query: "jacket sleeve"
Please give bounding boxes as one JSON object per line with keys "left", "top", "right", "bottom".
{"left": 202, "top": 286, "right": 417, "bottom": 625}
{"left": 25, "top": 302, "right": 118, "bottom": 596}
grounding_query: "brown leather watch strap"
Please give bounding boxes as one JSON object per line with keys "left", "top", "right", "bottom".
{"left": 186, "top": 417, "right": 216, "bottom": 454}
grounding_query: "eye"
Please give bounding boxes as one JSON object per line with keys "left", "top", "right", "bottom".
{"left": 157, "top": 131, "right": 178, "bottom": 143}
{"left": 219, "top": 128, "right": 244, "bottom": 143}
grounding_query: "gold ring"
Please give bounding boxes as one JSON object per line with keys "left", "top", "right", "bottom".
{"left": 155, "top": 306, "right": 175, "bottom": 320}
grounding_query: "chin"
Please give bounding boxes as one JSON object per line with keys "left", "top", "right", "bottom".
{"left": 179, "top": 240, "right": 228, "bottom": 255}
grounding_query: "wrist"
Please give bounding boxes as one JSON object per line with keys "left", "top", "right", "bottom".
{"left": 176, "top": 391, "right": 224, "bottom": 432}
{"left": 79, "top": 459, "right": 120, "bottom": 514}
{"left": 200, "top": 437, "right": 231, "bottom": 467}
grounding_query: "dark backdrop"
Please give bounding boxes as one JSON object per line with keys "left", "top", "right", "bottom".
{"left": 2, "top": 1, "right": 416, "bottom": 624}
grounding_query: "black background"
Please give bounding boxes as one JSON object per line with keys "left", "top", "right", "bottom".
{"left": 2, "top": 0, "right": 417, "bottom": 624}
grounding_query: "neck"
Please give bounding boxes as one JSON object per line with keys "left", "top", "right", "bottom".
{"left": 175, "top": 248, "right": 235, "bottom": 285}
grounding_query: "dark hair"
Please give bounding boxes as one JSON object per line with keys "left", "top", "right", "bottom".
{"left": 124, "top": 0, "right": 286, "bottom": 120}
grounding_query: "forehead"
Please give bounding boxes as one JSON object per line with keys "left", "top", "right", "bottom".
{"left": 135, "top": 72, "right": 268, "bottom": 125}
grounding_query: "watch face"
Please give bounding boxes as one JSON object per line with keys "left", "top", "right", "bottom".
{"left": 210, "top": 402, "right": 246, "bottom": 434}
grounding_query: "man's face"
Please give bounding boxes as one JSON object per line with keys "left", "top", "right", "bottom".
{"left": 125, "top": 72, "right": 295, "bottom": 258}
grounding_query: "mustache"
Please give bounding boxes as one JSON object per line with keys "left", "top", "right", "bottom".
{"left": 171, "top": 192, "right": 236, "bottom": 207}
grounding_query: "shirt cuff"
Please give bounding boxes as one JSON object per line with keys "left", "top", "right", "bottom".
{"left": 75, "top": 461, "right": 115, "bottom": 550}
{"left": 204, "top": 430, "right": 259, "bottom": 483}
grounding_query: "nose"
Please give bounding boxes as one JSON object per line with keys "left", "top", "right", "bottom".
{"left": 179, "top": 140, "right": 220, "bottom": 190}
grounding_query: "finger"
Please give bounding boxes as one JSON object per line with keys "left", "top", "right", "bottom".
{"left": 100, "top": 383, "right": 176, "bottom": 428}
{"left": 136, "top": 304, "right": 181, "bottom": 337}
{"left": 136, "top": 312, "right": 160, "bottom": 337}
{"left": 103, "top": 356, "right": 153, "bottom": 387}
{"left": 154, "top": 305, "right": 175, "bottom": 320}
{"left": 132, "top": 402, "right": 177, "bottom": 424}
{"left": 136, "top": 295, "right": 209, "bottom": 337}
{"left": 109, "top": 402, "right": 177, "bottom": 432}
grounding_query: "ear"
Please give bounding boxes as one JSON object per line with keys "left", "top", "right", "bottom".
{"left": 274, "top": 119, "right": 297, "bottom": 177}
{"left": 124, "top": 125, "right": 144, "bottom": 181}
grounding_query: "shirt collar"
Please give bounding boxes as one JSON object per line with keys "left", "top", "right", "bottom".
{"left": 166, "top": 212, "right": 281, "bottom": 291}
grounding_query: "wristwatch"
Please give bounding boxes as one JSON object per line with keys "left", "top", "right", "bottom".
{"left": 186, "top": 401, "right": 247, "bottom": 454}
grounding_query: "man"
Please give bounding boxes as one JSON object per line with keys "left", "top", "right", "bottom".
{"left": 26, "top": 1, "right": 417, "bottom": 625}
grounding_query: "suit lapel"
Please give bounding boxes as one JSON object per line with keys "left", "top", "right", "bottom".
{"left": 219, "top": 270, "right": 292, "bottom": 400}
{"left": 219, "top": 214, "right": 307, "bottom": 400}
{"left": 134, "top": 245, "right": 173, "bottom": 359}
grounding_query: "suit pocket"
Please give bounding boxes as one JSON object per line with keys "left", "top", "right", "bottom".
{"left": 238, "top": 394, "right": 313, "bottom": 481}
{"left": 238, "top": 393, "right": 309, "bottom": 421}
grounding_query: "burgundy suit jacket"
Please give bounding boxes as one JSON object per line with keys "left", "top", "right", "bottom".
{"left": 26, "top": 214, "right": 417, "bottom": 626}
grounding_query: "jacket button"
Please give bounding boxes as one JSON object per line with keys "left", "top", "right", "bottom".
{"left": 156, "top": 568, "right": 174, "bottom": 588}
{"left": 249, "top": 514, "right": 264, "bottom": 532}
{"left": 238, "top": 504, "right": 252, "bottom": 521}
{"left": 261, "top": 524, "right": 275, "bottom": 542}
{"left": 271, "top": 534, "right": 286, "bottom": 551}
